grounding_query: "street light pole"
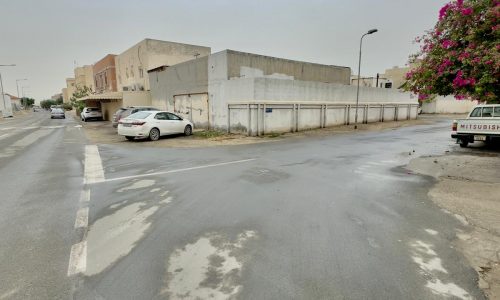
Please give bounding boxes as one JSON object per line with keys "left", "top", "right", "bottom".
{"left": 0, "top": 64, "right": 16, "bottom": 116}
{"left": 16, "top": 78, "right": 28, "bottom": 98}
{"left": 354, "top": 29, "right": 378, "bottom": 129}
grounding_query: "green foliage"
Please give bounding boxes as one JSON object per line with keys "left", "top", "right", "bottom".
{"left": 21, "top": 97, "right": 35, "bottom": 107}
{"left": 404, "top": 0, "right": 499, "bottom": 103}
{"left": 70, "top": 85, "right": 92, "bottom": 112}
{"left": 40, "top": 99, "right": 57, "bottom": 109}
{"left": 62, "top": 103, "right": 73, "bottom": 110}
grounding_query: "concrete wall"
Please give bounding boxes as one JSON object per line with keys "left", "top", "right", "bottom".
{"left": 421, "top": 96, "right": 478, "bottom": 114}
{"left": 211, "top": 76, "right": 417, "bottom": 131}
{"left": 122, "top": 91, "right": 152, "bottom": 107}
{"left": 228, "top": 102, "right": 418, "bottom": 136}
{"left": 148, "top": 56, "right": 208, "bottom": 110}
{"left": 225, "top": 50, "right": 351, "bottom": 84}
{"left": 115, "top": 39, "right": 210, "bottom": 92}
{"left": 1, "top": 95, "right": 14, "bottom": 117}
{"left": 101, "top": 100, "right": 122, "bottom": 121}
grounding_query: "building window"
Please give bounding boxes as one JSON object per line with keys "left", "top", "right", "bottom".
{"left": 130, "top": 65, "right": 134, "bottom": 77}
{"left": 126, "top": 67, "right": 129, "bottom": 78}
{"left": 139, "top": 67, "right": 144, "bottom": 78}
{"left": 104, "top": 74, "right": 107, "bottom": 85}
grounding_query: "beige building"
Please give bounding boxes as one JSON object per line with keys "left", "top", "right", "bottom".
{"left": 115, "top": 38, "right": 211, "bottom": 92}
{"left": 63, "top": 78, "right": 76, "bottom": 103}
{"left": 74, "top": 65, "right": 94, "bottom": 91}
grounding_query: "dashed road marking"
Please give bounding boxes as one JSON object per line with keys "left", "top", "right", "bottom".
{"left": 79, "top": 189, "right": 90, "bottom": 204}
{"left": 84, "top": 145, "right": 105, "bottom": 184}
{"left": 74, "top": 207, "right": 89, "bottom": 229}
{"left": 67, "top": 241, "right": 87, "bottom": 276}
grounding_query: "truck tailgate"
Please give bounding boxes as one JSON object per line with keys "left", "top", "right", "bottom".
{"left": 456, "top": 119, "right": 500, "bottom": 135}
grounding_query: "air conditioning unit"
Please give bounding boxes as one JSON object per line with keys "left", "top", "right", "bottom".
{"left": 122, "top": 86, "right": 129, "bottom": 91}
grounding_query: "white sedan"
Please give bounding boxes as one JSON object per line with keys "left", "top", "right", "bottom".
{"left": 118, "top": 111, "right": 193, "bottom": 141}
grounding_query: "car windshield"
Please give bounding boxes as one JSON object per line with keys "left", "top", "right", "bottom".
{"left": 52, "top": 109, "right": 63, "bottom": 113}
{"left": 127, "top": 111, "right": 151, "bottom": 119}
{"left": 87, "top": 108, "right": 100, "bottom": 112}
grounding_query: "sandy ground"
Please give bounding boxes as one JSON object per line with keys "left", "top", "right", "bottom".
{"left": 408, "top": 152, "right": 500, "bottom": 299}
{"left": 81, "top": 116, "right": 434, "bottom": 148}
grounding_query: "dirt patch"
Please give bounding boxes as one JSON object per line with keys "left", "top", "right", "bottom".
{"left": 82, "top": 117, "right": 435, "bottom": 148}
{"left": 407, "top": 154, "right": 500, "bottom": 299}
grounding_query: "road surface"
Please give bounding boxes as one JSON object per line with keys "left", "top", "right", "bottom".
{"left": 0, "top": 111, "right": 484, "bottom": 299}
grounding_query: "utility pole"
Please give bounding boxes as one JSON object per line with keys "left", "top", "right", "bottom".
{"left": 0, "top": 64, "right": 16, "bottom": 116}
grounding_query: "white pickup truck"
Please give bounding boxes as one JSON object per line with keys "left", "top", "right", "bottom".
{"left": 452, "top": 104, "right": 500, "bottom": 147}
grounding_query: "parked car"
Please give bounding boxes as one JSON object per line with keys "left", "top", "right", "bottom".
{"left": 451, "top": 104, "right": 500, "bottom": 147}
{"left": 117, "top": 111, "right": 193, "bottom": 141}
{"left": 81, "top": 107, "right": 103, "bottom": 122}
{"left": 50, "top": 108, "right": 65, "bottom": 119}
{"left": 112, "top": 106, "right": 159, "bottom": 128}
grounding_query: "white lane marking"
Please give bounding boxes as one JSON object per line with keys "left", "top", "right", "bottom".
{"left": 67, "top": 241, "right": 87, "bottom": 276}
{"left": 74, "top": 207, "right": 89, "bottom": 229}
{"left": 0, "top": 134, "right": 9, "bottom": 140}
{"left": 0, "top": 127, "right": 15, "bottom": 131}
{"left": 102, "top": 158, "right": 256, "bottom": 183}
{"left": 84, "top": 145, "right": 105, "bottom": 184}
{"left": 79, "top": 189, "right": 90, "bottom": 204}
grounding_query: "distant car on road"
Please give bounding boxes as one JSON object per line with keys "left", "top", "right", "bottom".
{"left": 112, "top": 106, "right": 159, "bottom": 128}
{"left": 80, "top": 107, "right": 103, "bottom": 122}
{"left": 118, "top": 111, "right": 193, "bottom": 141}
{"left": 50, "top": 108, "right": 65, "bottom": 119}
{"left": 452, "top": 104, "right": 500, "bottom": 147}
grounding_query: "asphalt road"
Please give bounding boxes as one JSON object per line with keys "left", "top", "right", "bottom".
{"left": 0, "top": 112, "right": 485, "bottom": 300}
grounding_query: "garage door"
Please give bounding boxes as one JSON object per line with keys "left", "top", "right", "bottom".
{"left": 173, "top": 94, "right": 209, "bottom": 129}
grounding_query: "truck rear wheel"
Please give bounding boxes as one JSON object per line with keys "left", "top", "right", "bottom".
{"left": 459, "top": 140, "right": 469, "bottom": 148}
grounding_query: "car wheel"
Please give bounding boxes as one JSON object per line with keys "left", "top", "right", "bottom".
{"left": 184, "top": 125, "right": 192, "bottom": 136}
{"left": 125, "top": 136, "right": 135, "bottom": 141}
{"left": 459, "top": 140, "right": 469, "bottom": 148}
{"left": 51, "top": 116, "right": 53, "bottom": 119}
{"left": 149, "top": 128, "right": 160, "bottom": 141}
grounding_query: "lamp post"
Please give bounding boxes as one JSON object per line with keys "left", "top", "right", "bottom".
{"left": 0, "top": 64, "right": 16, "bottom": 116}
{"left": 16, "top": 78, "right": 28, "bottom": 98}
{"left": 354, "top": 29, "right": 378, "bottom": 129}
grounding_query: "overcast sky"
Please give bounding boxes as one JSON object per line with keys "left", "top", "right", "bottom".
{"left": 0, "top": 0, "right": 448, "bottom": 100}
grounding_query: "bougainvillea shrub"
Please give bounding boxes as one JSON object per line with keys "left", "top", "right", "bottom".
{"left": 404, "top": 0, "right": 499, "bottom": 103}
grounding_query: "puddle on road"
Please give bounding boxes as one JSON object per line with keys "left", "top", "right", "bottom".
{"left": 85, "top": 194, "right": 173, "bottom": 276}
{"left": 117, "top": 179, "right": 156, "bottom": 192}
{"left": 409, "top": 239, "right": 472, "bottom": 299}
{"left": 161, "top": 231, "right": 257, "bottom": 299}
{"left": 85, "top": 202, "right": 158, "bottom": 276}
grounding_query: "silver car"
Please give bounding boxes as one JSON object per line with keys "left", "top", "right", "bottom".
{"left": 112, "top": 106, "right": 159, "bottom": 128}
{"left": 50, "top": 108, "right": 65, "bottom": 119}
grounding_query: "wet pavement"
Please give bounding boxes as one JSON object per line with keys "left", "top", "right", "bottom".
{"left": 0, "top": 112, "right": 486, "bottom": 299}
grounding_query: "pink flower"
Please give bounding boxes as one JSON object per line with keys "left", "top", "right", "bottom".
{"left": 442, "top": 39, "right": 454, "bottom": 49}
{"left": 461, "top": 7, "right": 473, "bottom": 15}
{"left": 472, "top": 57, "right": 481, "bottom": 63}
{"left": 455, "top": 94, "right": 467, "bottom": 100}
{"left": 439, "top": 3, "right": 452, "bottom": 20}
{"left": 418, "top": 93, "right": 430, "bottom": 101}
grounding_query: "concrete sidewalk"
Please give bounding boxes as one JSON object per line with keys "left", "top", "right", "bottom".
{"left": 408, "top": 146, "right": 500, "bottom": 299}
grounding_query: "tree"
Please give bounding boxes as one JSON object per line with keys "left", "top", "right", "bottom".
{"left": 403, "top": 0, "right": 499, "bottom": 103}
{"left": 21, "top": 97, "right": 35, "bottom": 107}
{"left": 40, "top": 99, "right": 57, "bottom": 109}
{"left": 70, "top": 86, "right": 92, "bottom": 112}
